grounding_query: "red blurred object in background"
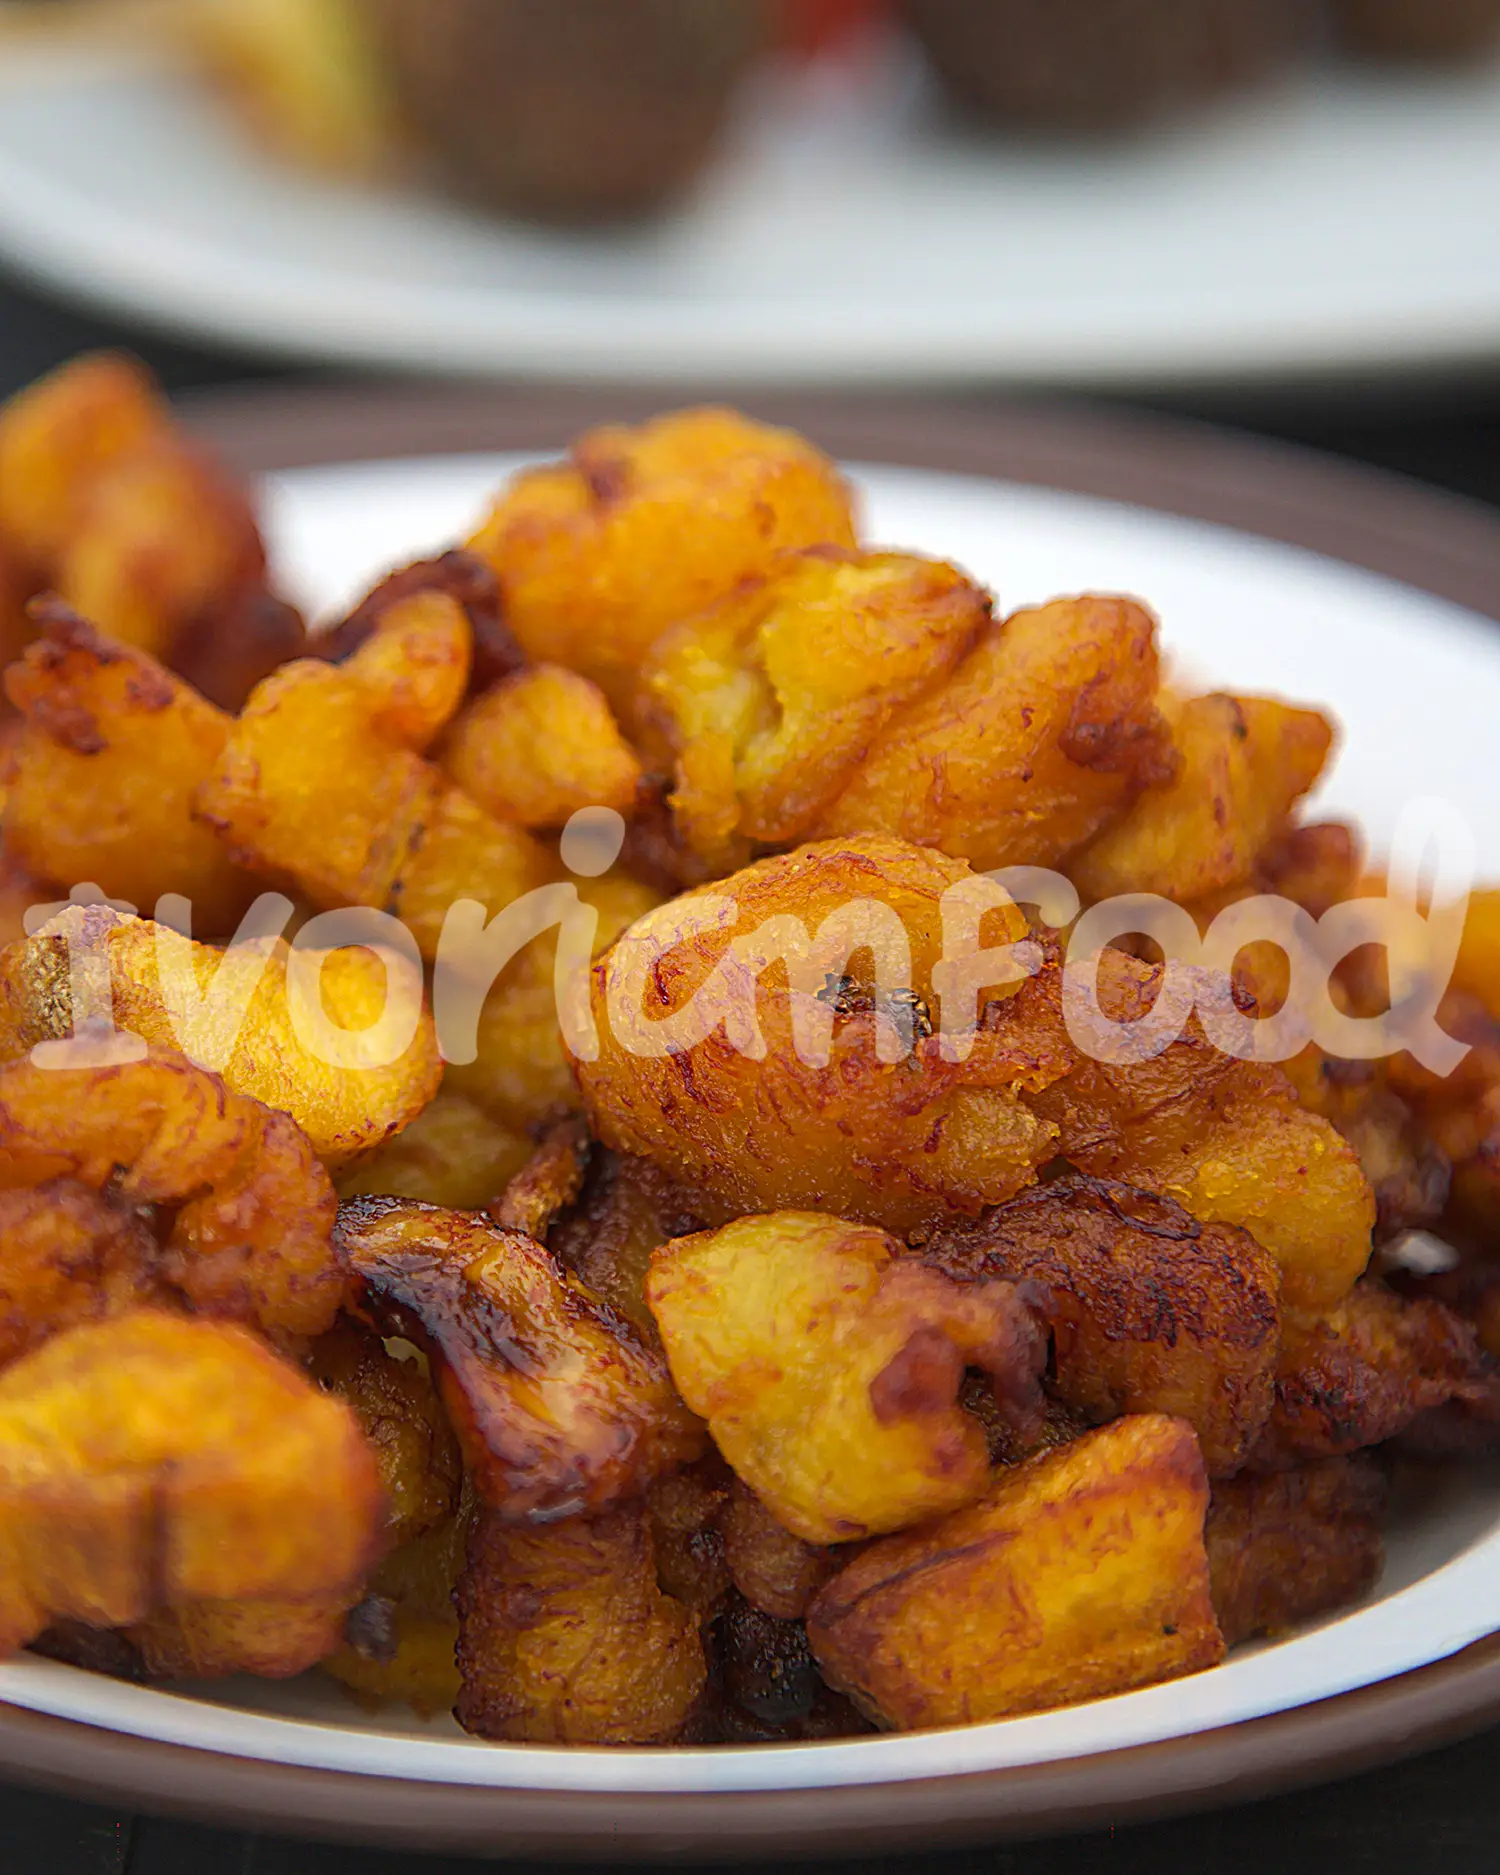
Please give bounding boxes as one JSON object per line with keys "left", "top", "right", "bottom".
{"left": 777, "top": 0, "right": 891, "bottom": 56}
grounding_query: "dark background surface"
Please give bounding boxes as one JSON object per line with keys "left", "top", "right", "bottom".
{"left": 2, "top": 260, "right": 1500, "bottom": 1871}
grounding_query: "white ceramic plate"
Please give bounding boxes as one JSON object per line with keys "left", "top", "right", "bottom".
{"left": 2, "top": 452, "right": 1500, "bottom": 1796}
{"left": 1, "top": 37, "right": 1500, "bottom": 386}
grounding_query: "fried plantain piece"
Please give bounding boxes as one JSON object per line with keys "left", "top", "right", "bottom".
{"left": 718, "top": 1478, "right": 836, "bottom": 1620}
{"left": 455, "top": 1501, "right": 707, "bottom": 1744}
{"left": 578, "top": 836, "right": 1067, "bottom": 1236}
{"left": 646, "top": 1212, "right": 1048, "bottom": 1544}
{"left": 0, "top": 905, "right": 442, "bottom": 1171}
{"left": 645, "top": 1455, "right": 732, "bottom": 1618}
{"left": 922, "top": 1175, "right": 1281, "bottom": 1476}
{"left": 3, "top": 606, "right": 258, "bottom": 934}
{"left": 640, "top": 548, "right": 991, "bottom": 879}
{"left": 807, "top": 1414, "right": 1223, "bottom": 1730}
{"left": 0, "top": 354, "right": 165, "bottom": 576}
{"left": 1206, "top": 1456, "right": 1386, "bottom": 1647}
{"left": 55, "top": 437, "right": 268, "bottom": 665}
{"left": 1010, "top": 947, "right": 1376, "bottom": 1312}
{"left": 0, "top": 1180, "right": 158, "bottom": 1370}
{"left": 466, "top": 407, "right": 857, "bottom": 717}
{"left": 488, "top": 1115, "right": 591, "bottom": 1240}
{"left": 1069, "top": 692, "right": 1335, "bottom": 905}
{"left": 307, "top": 1320, "right": 461, "bottom": 1548}
{"left": 548, "top": 1148, "right": 707, "bottom": 1331}
{"left": 443, "top": 870, "right": 661, "bottom": 1135}
{"left": 338, "top": 1088, "right": 530, "bottom": 1211}
{"left": 0, "top": 1048, "right": 342, "bottom": 1340}
{"left": 132, "top": 1594, "right": 354, "bottom": 1681}
{"left": 441, "top": 664, "right": 642, "bottom": 831}
{"left": 812, "top": 596, "right": 1177, "bottom": 872}
{"left": 323, "top": 1490, "right": 472, "bottom": 1716}
{"left": 195, "top": 654, "right": 555, "bottom": 958}
{"left": 1248, "top": 1278, "right": 1500, "bottom": 1468}
{"left": 338, "top": 1196, "right": 704, "bottom": 1520}
{"left": 322, "top": 586, "right": 472, "bottom": 754}
{"left": 0, "top": 1310, "right": 383, "bottom": 1658}
{"left": 1282, "top": 1051, "right": 1450, "bottom": 1239}
{"left": 316, "top": 549, "right": 524, "bottom": 697}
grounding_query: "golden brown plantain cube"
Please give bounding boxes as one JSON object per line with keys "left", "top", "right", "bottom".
{"left": 0, "top": 904, "right": 442, "bottom": 1173}
{"left": 0, "top": 354, "right": 166, "bottom": 576}
{"left": 1011, "top": 947, "right": 1376, "bottom": 1312}
{"left": 441, "top": 664, "right": 642, "bottom": 830}
{"left": 640, "top": 548, "right": 991, "bottom": 878}
{"left": 719, "top": 1478, "right": 837, "bottom": 1620}
{"left": 307, "top": 1320, "right": 461, "bottom": 1548}
{"left": 812, "top": 596, "right": 1177, "bottom": 872}
{"left": 0, "top": 1180, "right": 159, "bottom": 1370}
{"left": 3, "top": 606, "right": 258, "bottom": 933}
{"left": 455, "top": 1501, "right": 706, "bottom": 1744}
{"left": 1069, "top": 692, "right": 1335, "bottom": 906}
{"left": 338, "top": 1089, "right": 531, "bottom": 1211}
{"left": 1206, "top": 1457, "right": 1386, "bottom": 1647}
{"left": 195, "top": 654, "right": 555, "bottom": 959}
{"left": 443, "top": 870, "right": 661, "bottom": 1135}
{"left": 646, "top": 1211, "right": 1048, "bottom": 1544}
{"left": 132, "top": 1594, "right": 353, "bottom": 1681}
{"left": 1249, "top": 1278, "right": 1499, "bottom": 1469}
{"left": 55, "top": 436, "right": 268, "bottom": 666}
{"left": 338, "top": 1196, "right": 704, "bottom": 1519}
{"left": 923, "top": 1175, "right": 1281, "bottom": 1476}
{"left": 466, "top": 407, "right": 857, "bottom": 716}
{"left": 578, "top": 836, "right": 1066, "bottom": 1236}
{"left": 0, "top": 1310, "right": 384, "bottom": 1657}
{"left": 319, "top": 585, "right": 473, "bottom": 754}
{"left": 807, "top": 1414, "right": 1224, "bottom": 1730}
{"left": 548, "top": 1148, "right": 709, "bottom": 1332}
{"left": 0, "top": 1046, "right": 344, "bottom": 1341}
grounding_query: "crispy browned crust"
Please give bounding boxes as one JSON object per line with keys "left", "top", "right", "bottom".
{"left": 0, "top": 1179, "right": 161, "bottom": 1370}
{"left": 548, "top": 1148, "right": 708, "bottom": 1332}
{"left": 1007, "top": 948, "right": 1376, "bottom": 1312}
{"left": 923, "top": 1175, "right": 1281, "bottom": 1476}
{"left": 489, "top": 1115, "right": 592, "bottom": 1240}
{"left": 455, "top": 1502, "right": 706, "bottom": 1744}
{"left": 644, "top": 1454, "right": 732, "bottom": 1618}
{"left": 718, "top": 1479, "right": 836, "bottom": 1620}
{"left": 337, "top": 1195, "right": 705, "bottom": 1520}
{"left": 1206, "top": 1456, "right": 1387, "bottom": 1647}
{"left": 807, "top": 1415, "right": 1224, "bottom": 1730}
{"left": 716, "top": 1594, "right": 824, "bottom": 1728}
{"left": 1249, "top": 1279, "right": 1500, "bottom": 1469}
{"left": 307, "top": 1320, "right": 461, "bottom": 1548}
{"left": 0, "top": 1048, "right": 342, "bottom": 1341}
{"left": 319, "top": 548, "right": 524, "bottom": 699}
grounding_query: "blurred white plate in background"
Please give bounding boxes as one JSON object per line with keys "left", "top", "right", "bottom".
{"left": 0, "top": 39, "right": 1498, "bottom": 385}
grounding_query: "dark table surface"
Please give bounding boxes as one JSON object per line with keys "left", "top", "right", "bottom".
{"left": 4, "top": 262, "right": 1500, "bottom": 1873}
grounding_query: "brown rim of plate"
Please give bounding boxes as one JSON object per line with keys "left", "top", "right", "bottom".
{"left": 1, "top": 384, "right": 1496, "bottom": 1861}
